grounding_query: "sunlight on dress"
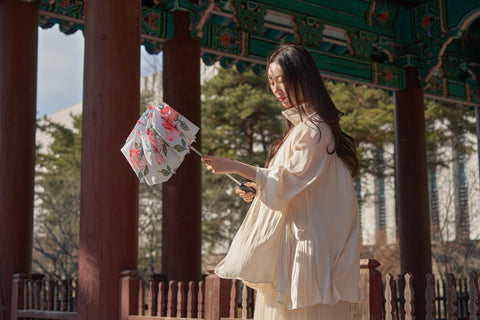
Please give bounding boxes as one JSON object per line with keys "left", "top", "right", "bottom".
{"left": 253, "top": 283, "right": 359, "bottom": 320}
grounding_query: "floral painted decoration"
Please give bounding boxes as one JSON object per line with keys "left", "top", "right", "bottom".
{"left": 120, "top": 102, "right": 199, "bottom": 185}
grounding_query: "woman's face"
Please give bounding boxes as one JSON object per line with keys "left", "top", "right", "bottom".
{"left": 268, "top": 62, "right": 304, "bottom": 109}
{"left": 268, "top": 62, "right": 291, "bottom": 109}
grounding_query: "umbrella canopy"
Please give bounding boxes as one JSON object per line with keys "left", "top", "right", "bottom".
{"left": 121, "top": 102, "right": 199, "bottom": 185}
{"left": 121, "top": 102, "right": 256, "bottom": 193}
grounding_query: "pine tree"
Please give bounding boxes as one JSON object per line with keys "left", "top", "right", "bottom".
{"left": 200, "top": 67, "right": 282, "bottom": 258}
{"left": 34, "top": 114, "right": 82, "bottom": 279}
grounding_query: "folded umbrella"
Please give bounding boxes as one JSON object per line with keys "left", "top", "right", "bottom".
{"left": 121, "top": 102, "right": 256, "bottom": 193}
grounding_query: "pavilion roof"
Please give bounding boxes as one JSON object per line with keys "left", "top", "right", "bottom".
{"left": 37, "top": 0, "right": 480, "bottom": 107}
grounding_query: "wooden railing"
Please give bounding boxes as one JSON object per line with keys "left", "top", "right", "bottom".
{"left": 11, "top": 273, "right": 79, "bottom": 320}
{"left": 119, "top": 259, "right": 383, "bottom": 320}
{"left": 383, "top": 271, "right": 480, "bottom": 320}
{"left": 10, "top": 259, "right": 383, "bottom": 320}
{"left": 13, "top": 259, "right": 479, "bottom": 320}
{"left": 120, "top": 269, "right": 256, "bottom": 320}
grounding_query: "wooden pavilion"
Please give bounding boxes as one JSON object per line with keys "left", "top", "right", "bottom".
{"left": 1, "top": 0, "right": 479, "bottom": 319}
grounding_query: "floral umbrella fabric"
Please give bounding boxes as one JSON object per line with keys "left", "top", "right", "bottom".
{"left": 121, "top": 102, "right": 199, "bottom": 185}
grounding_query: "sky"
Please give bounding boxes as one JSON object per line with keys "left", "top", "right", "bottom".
{"left": 37, "top": 26, "right": 162, "bottom": 117}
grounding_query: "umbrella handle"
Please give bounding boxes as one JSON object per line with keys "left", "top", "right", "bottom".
{"left": 190, "top": 145, "right": 257, "bottom": 194}
{"left": 239, "top": 183, "right": 257, "bottom": 194}
{"left": 190, "top": 145, "right": 204, "bottom": 157}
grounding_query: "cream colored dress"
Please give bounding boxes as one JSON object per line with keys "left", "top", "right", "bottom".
{"left": 215, "top": 108, "right": 361, "bottom": 319}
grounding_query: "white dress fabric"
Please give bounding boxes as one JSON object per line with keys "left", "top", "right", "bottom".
{"left": 215, "top": 108, "right": 362, "bottom": 319}
{"left": 254, "top": 283, "right": 358, "bottom": 320}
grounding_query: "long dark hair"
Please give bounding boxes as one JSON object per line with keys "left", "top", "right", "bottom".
{"left": 265, "top": 43, "right": 359, "bottom": 177}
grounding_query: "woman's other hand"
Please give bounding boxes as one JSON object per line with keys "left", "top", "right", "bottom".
{"left": 236, "top": 182, "right": 257, "bottom": 203}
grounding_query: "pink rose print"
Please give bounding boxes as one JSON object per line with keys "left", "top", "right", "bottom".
{"left": 128, "top": 148, "right": 142, "bottom": 170}
{"left": 147, "top": 129, "right": 158, "bottom": 152}
{"left": 162, "top": 120, "right": 181, "bottom": 141}
{"left": 158, "top": 104, "right": 178, "bottom": 125}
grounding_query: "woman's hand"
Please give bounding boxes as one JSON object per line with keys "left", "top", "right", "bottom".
{"left": 201, "top": 155, "right": 237, "bottom": 174}
{"left": 236, "top": 182, "right": 257, "bottom": 203}
{"left": 201, "top": 155, "right": 258, "bottom": 183}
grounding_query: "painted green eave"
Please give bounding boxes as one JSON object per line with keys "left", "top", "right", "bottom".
{"left": 36, "top": 0, "right": 480, "bottom": 107}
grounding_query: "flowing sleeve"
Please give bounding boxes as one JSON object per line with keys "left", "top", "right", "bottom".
{"left": 255, "top": 122, "right": 332, "bottom": 211}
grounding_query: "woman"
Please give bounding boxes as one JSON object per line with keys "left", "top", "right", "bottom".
{"left": 201, "top": 43, "right": 361, "bottom": 319}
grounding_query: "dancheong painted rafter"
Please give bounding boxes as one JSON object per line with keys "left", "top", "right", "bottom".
{"left": 36, "top": 0, "right": 480, "bottom": 106}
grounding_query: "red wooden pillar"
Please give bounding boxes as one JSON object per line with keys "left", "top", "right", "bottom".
{"left": 0, "top": 1, "right": 38, "bottom": 319}
{"left": 162, "top": 11, "right": 202, "bottom": 282}
{"left": 78, "top": 1, "right": 141, "bottom": 319}
{"left": 394, "top": 66, "right": 432, "bottom": 320}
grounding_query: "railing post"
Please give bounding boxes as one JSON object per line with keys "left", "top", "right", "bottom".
{"left": 197, "top": 281, "right": 205, "bottom": 319}
{"left": 205, "top": 269, "right": 230, "bottom": 320}
{"left": 385, "top": 273, "right": 396, "bottom": 320}
{"left": 425, "top": 273, "right": 436, "bottom": 320}
{"left": 229, "top": 279, "right": 239, "bottom": 318}
{"left": 404, "top": 273, "right": 415, "bottom": 320}
{"left": 446, "top": 273, "right": 458, "bottom": 320}
{"left": 147, "top": 274, "right": 165, "bottom": 317}
{"left": 10, "top": 273, "right": 27, "bottom": 320}
{"left": 358, "top": 259, "right": 382, "bottom": 320}
{"left": 119, "top": 270, "right": 139, "bottom": 320}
